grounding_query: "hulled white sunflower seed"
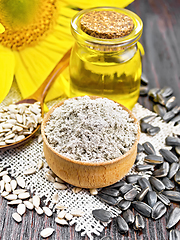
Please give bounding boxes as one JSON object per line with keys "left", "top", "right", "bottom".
{"left": 15, "top": 135, "right": 25, "bottom": 142}
{"left": 5, "top": 194, "right": 17, "bottom": 201}
{"left": 90, "top": 188, "right": 98, "bottom": 195}
{"left": 38, "top": 134, "right": 43, "bottom": 144}
{"left": 52, "top": 193, "right": 59, "bottom": 204}
{"left": 55, "top": 204, "right": 66, "bottom": 210}
{"left": 37, "top": 160, "right": 43, "bottom": 170}
{"left": 0, "top": 180, "right": 5, "bottom": 193}
{"left": 2, "top": 123, "right": 13, "bottom": 129}
{"left": 35, "top": 206, "right": 43, "bottom": 215}
{"left": 53, "top": 182, "right": 67, "bottom": 190}
{"left": 29, "top": 198, "right": 33, "bottom": 203}
{"left": 16, "top": 176, "right": 25, "bottom": 188}
{"left": 0, "top": 171, "right": 8, "bottom": 177}
{"left": 13, "top": 189, "right": 27, "bottom": 195}
{"left": 5, "top": 139, "right": 15, "bottom": 144}
{"left": 17, "top": 203, "right": 26, "bottom": 215}
{"left": 72, "top": 187, "right": 82, "bottom": 194}
{"left": 43, "top": 207, "right": 53, "bottom": 217}
{"left": 57, "top": 210, "right": 66, "bottom": 219}
{"left": 71, "top": 209, "right": 85, "bottom": 217}
{"left": 46, "top": 170, "right": 56, "bottom": 178}
{"left": 24, "top": 167, "right": 36, "bottom": 176}
{"left": 1, "top": 191, "right": 9, "bottom": 197}
{"left": 55, "top": 177, "right": 64, "bottom": 184}
{"left": 2, "top": 175, "right": 11, "bottom": 183}
{"left": 18, "top": 192, "right": 30, "bottom": 200}
{"left": 6, "top": 119, "right": 16, "bottom": 124}
{"left": 8, "top": 200, "right": 22, "bottom": 205}
{"left": 65, "top": 213, "right": 73, "bottom": 221}
{"left": 40, "top": 228, "right": 54, "bottom": 238}
{"left": 10, "top": 180, "right": 17, "bottom": 191}
{"left": 0, "top": 167, "right": 3, "bottom": 173}
{"left": 16, "top": 114, "right": 23, "bottom": 124}
{"left": 33, "top": 195, "right": 40, "bottom": 208}
{"left": 4, "top": 133, "right": 15, "bottom": 140}
{"left": 55, "top": 218, "right": 68, "bottom": 225}
{"left": 23, "top": 200, "right": 34, "bottom": 210}
{"left": 45, "top": 172, "right": 55, "bottom": 183}
{"left": 12, "top": 212, "right": 22, "bottom": 223}
{"left": 5, "top": 183, "right": 11, "bottom": 192}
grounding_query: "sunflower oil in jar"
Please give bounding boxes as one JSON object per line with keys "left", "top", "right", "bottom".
{"left": 70, "top": 7, "right": 143, "bottom": 109}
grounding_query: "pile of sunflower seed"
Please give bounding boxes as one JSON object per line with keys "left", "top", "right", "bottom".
{"left": 140, "top": 74, "right": 180, "bottom": 128}
{"left": 92, "top": 136, "right": 180, "bottom": 239}
{"left": 0, "top": 162, "right": 85, "bottom": 239}
{"left": 0, "top": 102, "right": 42, "bottom": 145}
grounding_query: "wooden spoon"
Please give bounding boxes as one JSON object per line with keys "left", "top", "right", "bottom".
{"left": 0, "top": 48, "right": 71, "bottom": 151}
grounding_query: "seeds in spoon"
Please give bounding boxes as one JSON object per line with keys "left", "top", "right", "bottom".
{"left": 0, "top": 102, "right": 41, "bottom": 145}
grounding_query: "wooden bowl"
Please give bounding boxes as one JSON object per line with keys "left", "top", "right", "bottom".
{"left": 41, "top": 96, "right": 140, "bottom": 188}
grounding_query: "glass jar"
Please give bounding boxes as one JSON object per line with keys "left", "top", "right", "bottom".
{"left": 70, "top": 7, "right": 143, "bottom": 109}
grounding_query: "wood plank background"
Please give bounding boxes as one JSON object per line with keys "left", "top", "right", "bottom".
{"left": 0, "top": 0, "right": 180, "bottom": 239}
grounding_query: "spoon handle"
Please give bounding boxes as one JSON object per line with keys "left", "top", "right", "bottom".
{"left": 29, "top": 48, "right": 72, "bottom": 103}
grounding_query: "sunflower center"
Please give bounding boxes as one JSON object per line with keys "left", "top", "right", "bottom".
{"left": 0, "top": 0, "right": 59, "bottom": 50}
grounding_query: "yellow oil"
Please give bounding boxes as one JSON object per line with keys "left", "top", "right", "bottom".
{"left": 70, "top": 44, "right": 142, "bottom": 110}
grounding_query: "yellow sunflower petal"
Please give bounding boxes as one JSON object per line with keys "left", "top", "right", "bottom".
{"left": 0, "top": 45, "right": 15, "bottom": 103}
{"left": 62, "top": 0, "right": 134, "bottom": 9}
{"left": 0, "top": 23, "right": 5, "bottom": 33}
{"left": 14, "top": 32, "right": 71, "bottom": 103}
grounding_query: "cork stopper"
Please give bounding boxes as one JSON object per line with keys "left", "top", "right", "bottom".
{"left": 80, "top": 10, "right": 134, "bottom": 39}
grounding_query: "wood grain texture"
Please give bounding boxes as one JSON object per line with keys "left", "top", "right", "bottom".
{"left": 0, "top": 0, "right": 180, "bottom": 239}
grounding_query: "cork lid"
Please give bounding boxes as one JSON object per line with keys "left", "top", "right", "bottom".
{"left": 80, "top": 10, "right": 134, "bottom": 39}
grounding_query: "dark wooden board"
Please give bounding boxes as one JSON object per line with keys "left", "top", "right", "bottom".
{"left": 0, "top": 0, "right": 180, "bottom": 239}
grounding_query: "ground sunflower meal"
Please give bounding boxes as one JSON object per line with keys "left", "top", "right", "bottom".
{"left": 45, "top": 96, "right": 138, "bottom": 163}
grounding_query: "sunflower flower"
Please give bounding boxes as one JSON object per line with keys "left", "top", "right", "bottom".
{"left": 0, "top": 0, "right": 134, "bottom": 104}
